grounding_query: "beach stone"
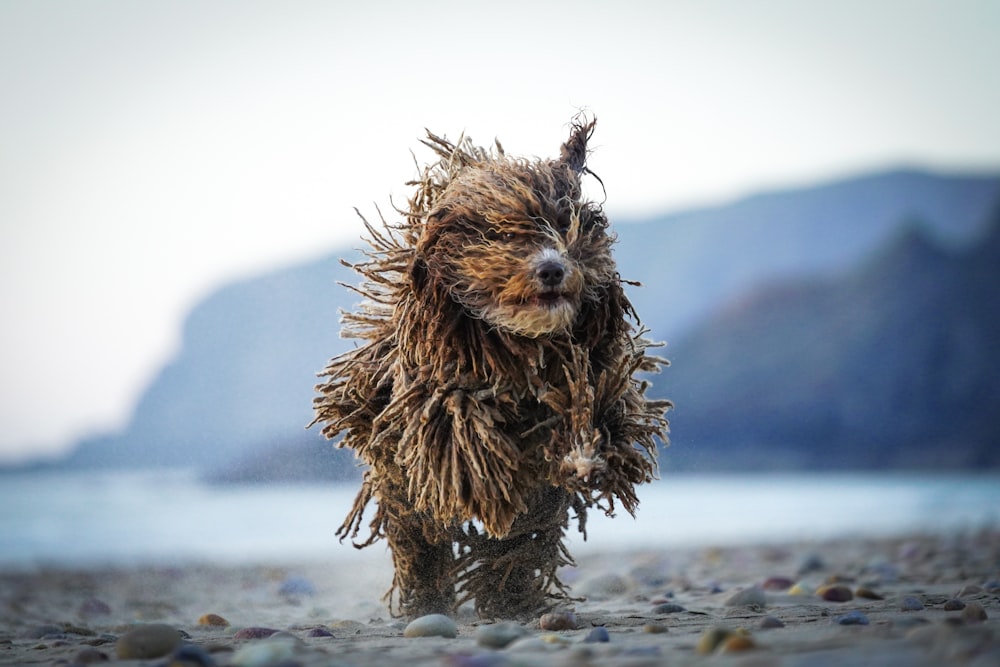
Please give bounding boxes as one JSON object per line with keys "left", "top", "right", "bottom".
{"left": 306, "top": 626, "right": 334, "bottom": 637}
{"left": 961, "top": 602, "right": 988, "bottom": 623}
{"left": 760, "top": 615, "right": 785, "bottom": 629}
{"left": 725, "top": 586, "right": 766, "bottom": 607}
{"left": 651, "top": 602, "right": 685, "bottom": 614}
{"left": 899, "top": 595, "right": 925, "bottom": 611}
{"left": 835, "top": 611, "right": 869, "bottom": 626}
{"left": 943, "top": 598, "right": 966, "bottom": 611}
{"left": 231, "top": 633, "right": 301, "bottom": 667}
{"left": 643, "top": 623, "right": 668, "bottom": 634}
{"left": 277, "top": 574, "right": 317, "bottom": 597}
{"left": 78, "top": 597, "right": 112, "bottom": 618}
{"left": 583, "top": 626, "right": 610, "bottom": 643}
{"left": 197, "top": 613, "right": 230, "bottom": 627}
{"left": 404, "top": 613, "right": 458, "bottom": 638}
{"left": 720, "top": 635, "right": 756, "bottom": 652}
{"left": 696, "top": 626, "right": 733, "bottom": 654}
{"left": 115, "top": 623, "right": 183, "bottom": 660}
{"left": 71, "top": 647, "right": 109, "bottom": 663}
{"left": 817, "top": 584, "right": 853, "bottom": 602}
{"left": 539, "top": 611, "right": 577, "bottom": 630}
{"left": 232, "top": 627, "right": 280, "bottom": 639}
{"left": 798, "top": 554, "right": 825, "bottom": 574}
{"left": 576, "top": 572, "right": 629, "bottom": 599}
{"left": 506, "top": 636, "right": 558, "bottom": 652}
{"left": 476, "top": 622, "right": 528, "bottom": 648}
{"left": 19, "top": 624, "right": 63, "bottom": 639}
{"left": 761, "top": 576, "right": 794, "bottom": 591}
{"left": 957, "top": 584, "right": 982, "bottom": 596}
{"left": 982, "top": 579, "right": 1000, "bottom": 593}
{"left": 788, "top": 582, "right": 812, "bottom": 595}
{"left": 168, "top": 643, "right": 217, "bottom": 666}
{"left": 855, "top": 587, "right": 883, "bottom": 600}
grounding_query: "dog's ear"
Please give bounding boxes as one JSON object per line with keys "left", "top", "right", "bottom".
{"left": 558, "top": 116, "right": 596, "bottom": 173}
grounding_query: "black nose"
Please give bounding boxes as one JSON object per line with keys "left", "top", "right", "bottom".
{"left": 536, "top": 260, "right": 566, "bottom": 287}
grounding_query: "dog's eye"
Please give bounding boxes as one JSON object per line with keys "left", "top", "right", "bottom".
{"left": 484, "top": 228, "right": 516, "bottom": 242}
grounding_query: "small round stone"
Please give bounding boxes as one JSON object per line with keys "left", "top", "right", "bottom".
{"left": 942, "top": 599, "right": 965, "bottom": 611}
{"left": 197, "top": 613, "right": 230, "bottom": 627}
{"left": 643, "top": 623, "right": 668, "bottom": 634}
{"left": 115, "top": 623, "right": 183, "bottom": 660}
{"left": 760, "top": 615, "right": 785, "bottom": 629}
{"left": 961, "top": 602, "right": 988, "bottom": 624}
{"left": 855, "top": 587, "right": 883, "bottom": 600}
{"left": 168, "top": 644, "right": 216, "bottom": 667}
{"left": 306, "top": 627, "right": 334, "bottom": 637}
{"left": 721, "top": 635, "right": 756, "bottom": 652}
{"left": 539, "top": 611, "right": 577, "bottom": 631}
{"left": 696, "top": 626, "right": 733, "bottom": 654}
{"left": 725, "top": 586, "right": 766, "bottom": 607}
{"left": 835, "top": 611, "right": 869, "bottom": 626}
{"left": 899, "top": 596, "right": 925, "bottom": 611}
{"left": 404, "top": 613, "right": 458, "bottom": 638}
{"left": 232, "top": 627, "right": 279, "bottom": 640}
{"left": 78, "top": 597, "right": 112, "bottom": 617}
{"left": 956, "top": 584, "right": 982, "bottom": 597}
{"left": 583, "top": 626, "right": 609, "bottom": 643}
{"left": 277, "top": 575, "right": 317, "bottom": 597}
{"left": 230, "top": 634, "right": 300, "bottom": 667}
{"left": 651, "top": 602, "right": 686, "bottom": 614}
{"left": 761, "top": 576, "right": 794, "bottom": 591}
{"left": 476, "top": 622, "right": 528, "bottom": 648}
{"left": 71, "top": 647, "right": 109, "bottom": 664}
{"left": 788, "top": 583, "right": 812, "bottom": 595}
{"left": 817, "top": 584, "right": 853, "bottom": 602}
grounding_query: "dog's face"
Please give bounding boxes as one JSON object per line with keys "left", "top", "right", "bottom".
{"left": 415, "top": 160, "right": 617, "bottom": 338}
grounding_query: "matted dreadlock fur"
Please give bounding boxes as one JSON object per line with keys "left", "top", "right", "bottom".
{"left": 311, "top": 116, "right": 671, "bottom": 619}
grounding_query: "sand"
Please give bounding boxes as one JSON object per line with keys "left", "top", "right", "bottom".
{"left": 1, "top": 530, "right": 998, "bottom": 666}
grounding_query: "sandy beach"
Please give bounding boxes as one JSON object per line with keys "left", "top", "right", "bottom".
{"left": 1, "top": 530, "right": 997, "bottom": 666}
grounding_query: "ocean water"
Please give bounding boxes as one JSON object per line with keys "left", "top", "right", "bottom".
{"left": 1, "top": 469, "right": 997, "bottom": 569}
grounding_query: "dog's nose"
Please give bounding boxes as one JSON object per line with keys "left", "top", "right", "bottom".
{"left": 536, "top": 260, "right": 566, "bottom": 288}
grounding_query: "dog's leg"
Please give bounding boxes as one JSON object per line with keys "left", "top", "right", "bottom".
{"left": 459, "top": 486, "right": 574, "bottom": 619}
{"left": 382, "top": 487, "right": 458, "bottom": 618}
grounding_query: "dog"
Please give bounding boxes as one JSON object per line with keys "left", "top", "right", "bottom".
{"left": 312, "top": 117, "right": 671, "bottom": 619}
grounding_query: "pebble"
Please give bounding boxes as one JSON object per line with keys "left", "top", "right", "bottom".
{"left": 943, "top": 599, "right": 966, "bottom": 611}
{"left": 168, "top": 643, "right": 217, "bottom": 667}
{"left": 696, "top": 626, "right": 733, "bottom": 654}
{"left": 961, "top": 602, "right": 988, "bottom": 624}
{"left": 651, "top": 602, "right": 685, "bottom": 614}
{"left": 78, "top": 597, "right": 112, "bottom": 618}
{"left": 277, "top": 575, "right": 317, "bottom": 597}
{"left": 899, "top": 596, "right": 925, "bottom": 611}
{"left": 230, "top": 633, "right": 301, "bottom": 667}
{"left": 643, "top": 623, "right": 668, "bottom": 634}
{"left": 816, "top": 584, "right": 853, "bottom": 602}
{"left": 306, "top": 626, "right": 334, "bottom": 637}
{"left": 761, "top": 576, "right": 794, "bottom": 591}
{"left": 583, "top": 626, "right": 610, "bottom": 643}
{"left": 798, "top": 554, "right": 825, "bottom": 574}
{"left": 835, "top": 611, "right": 870, "bottom": 626}
{"left": 232, "top": 627, "right": 280, "bottom": 639}
{"left": 197, "top": 613, "right": 230, "bottom": 627}
{"left": 982, "top": 579, "right": 1000, "bottom": 593}
{"left": 725, "top": 586, "right": 766, "bottom": 607}
{"left": 957, "top": 584, "right": 982, "bottom": 597}
{"left": 760, "top": 615, "right": 785, "bottom": 629}
{"left": 19, "top": 624, "right": 63, "bottom": 639}
{"left": 720, "top": 635, "right": 756, "bottom": 652}
{"left": 506, "top": 636, "right": 558, "bottom": 652}
{"left": 539, "top": 611, "right": 577, "bottom": 631}
{"left": 476, "top": 622, "right": 528, "bottom": 648}
{"left": 403, "top": 613, "right": 458, "bottom": 638}
{"left": 115, "top": 623, "right": 183, "bottom": 660}
{"left": 855, "top": 587, "right": 883, "bottom": 600}
{"left": 576, "top": 573, "right": 629, "bottom": 599}
{"left": 71, "top": 647, "right": 110, "bottom": 664}
{"left": 788, "top": 583, "right": 812, "bottom": 595}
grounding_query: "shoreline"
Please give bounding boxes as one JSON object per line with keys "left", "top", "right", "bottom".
{"left": 2, "top": 529, "right": 998, "bottom": 665}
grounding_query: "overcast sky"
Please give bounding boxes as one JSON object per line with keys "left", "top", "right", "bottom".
{"left": 2, "top": 0, "right": 999, "bottom": 463}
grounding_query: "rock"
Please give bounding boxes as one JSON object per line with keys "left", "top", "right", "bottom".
{"left": 696, "top": 626, "right": 733, "bottom": 654}
{"left": 835, "top": 611, "right": 869, "bottom": 626}
{"left": 231, "top": 633, "right": 301, "bottom": 667}
{"left": 962, "top": 602, "right": 988, "bottom": 624}
{"left": 78, "top": 597, "right": 112, "bottom": 618}
{"left": 798, "top": 554, "right": 825, "bottom": 574}
{"left": 197, "top": 613, "right": 230, "bottom": 627}
{"left": 855, "top": 587, "right": 884, "bottom": 600}
{"left": 643, "top": 623, "right": 668, "bottom": 634}
{"left": 761, "top": 576, "right": 794, "bottom": 591}
{"left": 277, "top": 575, "right": 317, "bottom": 597}
{"left": 19, "top": 624, "right": 63, "bottom": 639}
{"left": 651, "top": 602, "right": 685, "bottom": 614}
{"left": 788, "top": 583, "right": 812, "bottom": 595}
{"left": 232, "top": 627, "right": 280, "bottom": 639}
{"left": 71, "top": 647, "right": 110, "bottom": 664}
{"left": 539, "top": 611, "right": 577, "bottom": 630}
{"left": 583, "top": 626, "right": 610, "bottom": 643}
{"left": 943, "top": 598, "right": 966, "bottom": 611}
{"left": 306, "top": 626, "right": 334, "bottom": 637}
{"left": 404, "top": 613, "right": 458, "bottom": 638}
{"left": 576, "top": 573, "right": 629, "bottom": 599}
{"left": 721, "top": 635, "right": 756, "bottom": 652}
{"left": 816, "top": 584, "right": 853, "bottom": 602}
{"left": 168, "top": 643, "right": 217, "bottom": 667}
{"left": 725, "top": 586, "right": 766, "bottom": 607}
{"left": 760, "top": 615, "right": 785, "bottom": 629}
{"left": 899, "top": 596, "right": 925, "bottom": 611}
{"left": 115, "top": 623, "right": 183, "bottom": 660}
{"left": 476, "top": 622, "right": 528, "bottom": 648}
{"left": 957, "top": 584, "right": 982, "bottom": 596}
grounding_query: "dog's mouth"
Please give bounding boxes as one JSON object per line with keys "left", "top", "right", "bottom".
{"left": 533, "top": 291, "right": 568, "bottom": 308}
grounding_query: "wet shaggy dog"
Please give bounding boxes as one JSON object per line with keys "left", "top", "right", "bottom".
{"left": 312, "top": 118, "right": 671, "bottom": 619}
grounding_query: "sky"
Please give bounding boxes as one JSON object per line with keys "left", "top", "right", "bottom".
{"left": 2, "top": 0, "right": 999, "bottom": 464}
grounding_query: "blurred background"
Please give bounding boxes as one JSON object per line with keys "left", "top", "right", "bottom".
{"left": 2, "top": 0, "right": 999, "bottom": 567}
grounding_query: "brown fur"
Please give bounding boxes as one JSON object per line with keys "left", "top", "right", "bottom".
{"left": 311, "top": 116, "right": 671, "bottom": 619}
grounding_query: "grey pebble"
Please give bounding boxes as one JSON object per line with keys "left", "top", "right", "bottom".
{"left": 725, "top": 586, "right": 766, "bottom": 607}
{"left": 943, "top": 598, "right": 966, "bottom": 611}
{"left": 651, "top": 602, "right": 686, "bottom": 614}
{"left": 760, "top": 615, "right": 785, "bottom": 629}
{"left": 476, "top": 622, "right": 528, "bottom": 648}
{"left": 115, "top": 623, "right": 182, "bottom": 660}
{"left": 583, "top": 626, "right": 610, "bottom": 643}
{"left": 404, "top": 613, "right": 458, "bottom": 638}
{"left": 835, "top": 611, "right": 869, "bottom": 626}
{"left": 900, "top": 595, "right": 925, "bottom": 611}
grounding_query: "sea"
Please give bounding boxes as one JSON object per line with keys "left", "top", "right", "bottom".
{"left": 1, "top": 470, "right": 998, "bottom": 570}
